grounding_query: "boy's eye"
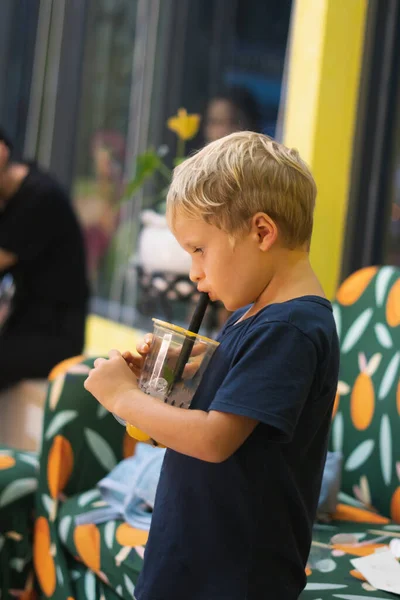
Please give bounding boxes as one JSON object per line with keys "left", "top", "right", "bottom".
{"left": 193, "top": 247, "right": 204, "bottom": 254}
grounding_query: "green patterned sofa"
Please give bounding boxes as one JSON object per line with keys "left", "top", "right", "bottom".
{"left": 301, "top": 265, "right": 400, "bottom": 599}
{"left": 0, "top": 356, "right": 138, "bottom": 599}
{"left": 0, "top": 266, "right": 399, "bottom": 599}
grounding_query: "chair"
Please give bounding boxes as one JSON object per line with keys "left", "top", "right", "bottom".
{"left": 0, "top": 357, "right": 137, "bottom": 599}
{"left": 301, "top": 265, "right": 400, "bottom": 598}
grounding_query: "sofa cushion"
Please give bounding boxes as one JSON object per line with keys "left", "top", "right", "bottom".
{"left": 301, "top": 519, "right": 400, "bottom": 599}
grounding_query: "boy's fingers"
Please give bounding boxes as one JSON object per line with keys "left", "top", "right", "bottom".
{"left": 190, "top": 343, "right": 206, "bottom": 357}
{"left": 136, "top": 334, "right": 153, "bottom": 354}
{"left": 183, "top": 362, "right": 198, "bottom": 377}
{"left": 94, "top": 357, "right": 107, "bottom": 368}
{"left": 122, "top": 351, "right": 143, "bottom": 365}
{"left": 136, "top": 341, "right": 151, "bottom": 355}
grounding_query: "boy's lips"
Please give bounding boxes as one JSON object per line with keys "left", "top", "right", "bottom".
{"left": 198, "top": 289, "right": 217, "bottom": 302}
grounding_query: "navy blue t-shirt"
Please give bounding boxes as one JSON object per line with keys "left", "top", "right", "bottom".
{"left": 135, "top": 296, "right": 339, "bottom": 600}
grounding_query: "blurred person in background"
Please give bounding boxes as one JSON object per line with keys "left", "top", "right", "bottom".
{"left": 203, "top": 86, "right": 262, "bottom": 144}
{"left": 0, "top": 128, "right": 89, "bottom": 391}
{"left": 203, "top": 87, "right": 262, "bottom": 328}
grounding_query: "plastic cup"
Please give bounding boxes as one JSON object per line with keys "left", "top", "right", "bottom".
{"left": 117, "top": 319, "right": 219, "bottom": 442}
{"left": 140, "top": 319, "right": 219, "bottom": 405}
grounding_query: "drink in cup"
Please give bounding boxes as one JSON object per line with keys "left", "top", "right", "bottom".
{"left": 118, "top": 318, "right": 219, "bottom": 442}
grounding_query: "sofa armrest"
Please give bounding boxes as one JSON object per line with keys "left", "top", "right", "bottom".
{"left": 38, "top": 357, "right": 132, "bottom": 502}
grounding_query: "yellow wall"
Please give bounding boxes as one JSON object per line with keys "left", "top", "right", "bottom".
{"left": 85, "top": 314, "right": 145, "bottom": 356}
{"left": 283, "top": 0, "right": 368, "bottom": 298}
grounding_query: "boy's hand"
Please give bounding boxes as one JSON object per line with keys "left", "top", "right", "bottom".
{"left": 122, "top": 334, "right": 204, "bottom": 379}
{"left": 84, "top": 349, "right": 139, "bottom": 413}
{"left": 122, "top": 334, "right": 153, "bottom": 377}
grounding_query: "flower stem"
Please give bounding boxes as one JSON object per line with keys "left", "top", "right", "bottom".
{"left": 177, "top": 137, "right": 185, "bottom": 160}
{"left": 157, "top": 161, "right": 172, "bottom": 181}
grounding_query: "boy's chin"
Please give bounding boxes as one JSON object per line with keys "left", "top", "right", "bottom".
{"left": 223, "top": 299, "right": 246, "bottom": 312}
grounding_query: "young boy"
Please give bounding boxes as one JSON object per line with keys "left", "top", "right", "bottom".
{"left": 85, "top": 132, "right": 339, "bottom": 599}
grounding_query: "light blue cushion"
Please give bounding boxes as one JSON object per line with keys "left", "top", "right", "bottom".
{"left": 317, "top": 451, "right": 343, "bottom": 518}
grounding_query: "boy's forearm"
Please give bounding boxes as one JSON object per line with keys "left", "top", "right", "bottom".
{"left": 115, "top": 388, "right": 220, "bottom": 462}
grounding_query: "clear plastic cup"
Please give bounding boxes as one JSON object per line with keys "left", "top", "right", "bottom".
{"left": 139, "top": 319, "right": 219, "bottom": 406}
{"left": 116, "top": 319, "right": 219, "bottom": 442}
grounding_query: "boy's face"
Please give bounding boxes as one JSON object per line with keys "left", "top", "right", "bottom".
{"left": 173, "top": 213, "right": 272, "bottom": 311}
{"left": 204, "top": 100, "right": 239, "bottom": 143}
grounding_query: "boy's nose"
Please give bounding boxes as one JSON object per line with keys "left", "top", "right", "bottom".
{"left": 189, "top": 263, "right": 204, "bottom": 283}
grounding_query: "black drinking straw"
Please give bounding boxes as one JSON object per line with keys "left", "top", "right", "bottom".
{"left": 166, "top": 292, "right": 209, "bottom": 396}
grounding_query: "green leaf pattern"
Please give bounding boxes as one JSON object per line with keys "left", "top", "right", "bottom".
{"left": 0, "top": 478, "right": 38, "bottom": 508}
{"left": 379, "top": 414, "right": 392, "bottom": 486}
{"left": 375, "top": 266, "right": 395, "bottom": 306}
{"left": 45, "top": 410, "right": 78, "bottom": 439}
{"left": 84, "top": 428, "right": 118, "bottom": 472}
{"left": 378, "top": 352, "right": 400, "bottom": 400}
{"left": 374, "top": 323, "right": 393, "bottom": 348}
{"left": 105, "top": 520, "right": 117, "bottom": 550}
{"left": 332, "top": 412, "right": 344, "bottom": 454}
{"left": 84, "top": 570, "right": 96, "bottom": 600}
{"left": 344, "top": 440, "right": 375, "bottom": 472}
{"left": 124, "top": 573, "right": 136, "bottom": 596}
{"left": 341, "top": 309, "right": 373, "bottom": 354}
{"left": 59, "top": 515, "right": 72, "bottom": 544}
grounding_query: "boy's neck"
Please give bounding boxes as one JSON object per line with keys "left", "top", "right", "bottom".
{"left": 243, "top": 249, "right": 325, "bottom": 320}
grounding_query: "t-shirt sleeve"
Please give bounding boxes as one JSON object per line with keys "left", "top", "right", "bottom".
{"left": 0, "top": 185, "right": 59, "bottom": 262}
{"left": 209, "top": 321, "right": 318, "bottom": 442}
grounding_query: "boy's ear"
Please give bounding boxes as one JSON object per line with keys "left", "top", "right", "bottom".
{"left": 251, "top": 212, "right": 278, "bottom": 251}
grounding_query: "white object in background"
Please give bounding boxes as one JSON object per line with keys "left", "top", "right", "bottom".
{"left": 351, "top": 549, "right": 400, "bottom": 595}
{"left": 138, "top": 210, "right": 191, "bottom": 275}
{"left": 25, "top": 403, "right": 44, "bottom": 444}
{"left": 0, "top": 380, "right": 47, "bottom": 451}
{"left": 390, "top": 539, "right": 400, "bottom": 559}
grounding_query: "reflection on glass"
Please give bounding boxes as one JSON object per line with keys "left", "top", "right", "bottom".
{"left": 72, "top": 0, "right": 137, "bottom": 294}
{"left": 136, "top": 0, "right": 293, "bottom": 331}
{"left": 164, "top": 0, "right": 292, "bottom": 145}
{"left": 388, "top": 168, "right": 400, "bottom": 265}
{"left": 71, "top": 0, "right": 293, "bottom": 327}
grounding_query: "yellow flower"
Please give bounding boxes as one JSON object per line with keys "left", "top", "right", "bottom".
{"left": 167, "top": 108, "right": 201, "bottom": 141}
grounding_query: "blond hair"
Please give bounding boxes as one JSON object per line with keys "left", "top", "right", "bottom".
{"left": 167, "top": 131, "right": 316, "bottom": 248}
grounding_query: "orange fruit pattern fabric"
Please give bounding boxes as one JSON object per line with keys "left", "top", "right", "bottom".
{"left": 336, "top": 266, "right": 377, "bottom": 306}
{"left": 33, "top": 517, "right": 56, "bottom": 597}
{"left": 386, "top": 278, "right": 400, "bottom": 327}
{"left": 73, "top": 524, "right": 101, "bottom": 573}
{"left": 47, "top": 435, "right": 74, "bottom": 499}
{"left": 350, "top": 373, "right": 375, "bottom": 430}
{"left": 0, "top": 455, "right": 16, "bottom": 470}
{"left": 116, "top": 523, "right": 149, "bottom": 547}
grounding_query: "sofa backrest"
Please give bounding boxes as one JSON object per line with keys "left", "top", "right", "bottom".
{"left": 330, "top": 266, "right": 400, "bottom": 521}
